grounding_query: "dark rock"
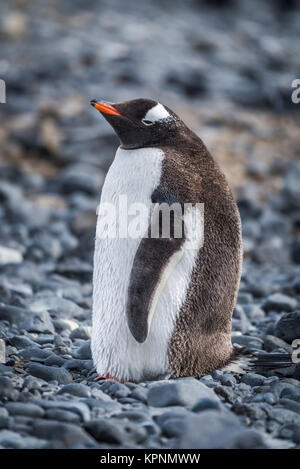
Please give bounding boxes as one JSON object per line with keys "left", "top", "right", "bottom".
{"left": 231, "top": 335, "right": 263, "bottom": 350}
{"left": 263, "top": 335, "right": 292, "bottom": 353}
{"left": 262, "top": 293, "right": 297, "bottom": 313}
{"left": 0, "top": 376, "right": 19, "bottom": 401}
{"left": 5, "top": 402, "right": 44, "bottom": 418}
{"left": 291, "top": 239, "right": 300, "bottom": 264}
{"left": 74, "top": 341, "right": 91, "bottom": 360}
{"left": 26, "top": 363, "right": 72, "bottom": 384}
{"left": 241, "top": 373, "right": 266, "bottom": 387}
{"left": 0, "top": 305, "right": 54, "bottom": 333}
{"left": 44, "top": 409, "right": 81, "bottom": 423}
{"left": 274, "top": 311, "right": 300, "bottom": 343}
{"left": 34, "top": 400, "right": 90, "bottom": 422}
{"left": 57, "top": 383, "right": 91, "bottom": 398}
{"left": 70, "top": 326, "right": 91, "bottom": 340}
{"left": 0, "top": 429, "right": 46, "bottom": 449}
{"left": 85, "top": 418, "right": 147, "bottom": 445}
{"left": 192, "top": 397, "right": 222, "bottom": 413}
{"left": 31, "top": 420, "right": 96, "bottom": 448}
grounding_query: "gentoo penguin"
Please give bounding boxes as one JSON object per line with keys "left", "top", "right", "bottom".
{"left": 90, "top": 98, "right": 243, "bottom": 382}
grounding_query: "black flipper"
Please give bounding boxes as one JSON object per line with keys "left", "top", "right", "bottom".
{"left": 126, "top": 197, "right": 185, "bottom": 344}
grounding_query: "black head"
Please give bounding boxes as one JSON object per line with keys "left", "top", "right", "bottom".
{"left": 90, "top": 98, "right": 183, "bottom": 149}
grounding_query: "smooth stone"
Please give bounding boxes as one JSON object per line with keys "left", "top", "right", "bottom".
{"left": 241, "top": 373, "right": 266, "bottom": 387}
{"left": 5, "top": 402, "right": 44, "bottom": 418}
{"left": 73, "top": 341, "right": 91, "bottom": 360}
{"left": 33, "top": 399, "right": 90, "bottom": 422}
{"left": 0, "top": 429, "right": 46, "bottom": 449}
{"left": 231, "top": 335, "right": 263, "bottom": 350}
{"left": 26, "top": 363, "right": 72, "bottom": 384}
{"left": 147, "top": 378, "right": 219, "bottom": 408}
{"left": 192, "top": 398, "right": 222, "bottom": 413}
{"left": 85, "top": 418, "right": 147, "bottom": 445}
{"left": 263, "top": 335, "right": 292, "bottom": 353}
{"left": 57, "top": 383, "right": 91, "bottom": 398}
{"left": 274, "top": 311, "right": 300, "bottom": 343}
{"left": 0, "top": 305, "right": 54, "bottom": 333}
{"left": 44, "top": 409, "right": 81, "bottom": 423}
{"left": 19, "top": 346, "right": 52, "bottom": 361}
{"left": 27, "top": 296, "right": 84, "bottom": 319}
{"left": 32, "top": 420, "right": 96, "bottom": 448}
{"left": 176, "top": 410, "right": 267, "bottom": 449}
{"left": 0, "top": 376, "right": 19, "bottom": 401}
{"left": 9, "top": 335, "right": 34, "bottom": 348}
{"left": 70, "top": 326, "right": 91, "bottom": 340}
{"left": 0, "top": 246, "right": 23, "bottom": 265}
{"left": 262, "top": 293, "right": 298, "bottom": 313}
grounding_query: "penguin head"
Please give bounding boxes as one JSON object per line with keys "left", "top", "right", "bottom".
{"left": 90, "top": 98, "right": 181, "bottom": 149}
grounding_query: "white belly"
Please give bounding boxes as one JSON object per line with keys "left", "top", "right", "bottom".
{"left": 92, "top": 146, "right": 201, "bottom": 382}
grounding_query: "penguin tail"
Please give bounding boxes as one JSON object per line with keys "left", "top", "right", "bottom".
{"left": 222, "top": 346, "right": 294, "bottom": 375}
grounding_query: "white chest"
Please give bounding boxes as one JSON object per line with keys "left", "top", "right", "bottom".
{"left": 92, "top": 147, "right": 200, "bottom": 382}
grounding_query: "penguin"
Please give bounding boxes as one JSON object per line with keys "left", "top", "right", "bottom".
{"left": 90, "top": 97, "right": 243, "bottom": 383}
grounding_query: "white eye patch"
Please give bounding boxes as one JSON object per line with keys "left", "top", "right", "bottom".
{"left": 143, "top": 103, "right": 171, "bottom": 123}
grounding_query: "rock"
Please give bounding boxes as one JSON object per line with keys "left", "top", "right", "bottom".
{"left": 0, "top": 429, "right": 46, "bottom": 449}
{"left": 9, "top": 335, "right": 34, "bottom": 348}
{"left": 147, "top": 379, "right": 219, "bottom": 408}
{"left": 99, "top": 380, "right": 130, "bottom": 399}
{"left": 176, "top": 410, "right": 267, "bottom": 449}
{"left": 74, "top": 341, "right": 92, "bottom": 360}
{"left": 0, "top": 305, "right": 54, "bottom": 333}
{"left": 263, "top": 335, "right": 292, "bottom": 353}
{"left": 262, "top": 293, "right": 297, "bottom": 313}
{"left": 70, "top": 326, "right": 92, "bottom": 340}
{"left": 85, "top": 418, "right": 147, "bottom": 445}
{"left": 274, "top": 311, "right": 300, "bottom": 343}
{"left": 19, "top": 346, "right": 52, "bottom": 361}
{"left": 231, "top": 335, "right": 263, "bottom": 350}
{"left": 34, "top": 400, "right": 90, "bottom": 422}
{"left": 0, "top": 339, "right": 5, "bottom": 363}
{"left": 0, "top": 246, "right": 23, "bottom": 265}
{"left": 0, "top": 376, "right": 19, "bottom": 401}
{"left": 281, "top": 161, "right": 300, "bottom": 210}
{"left": 5, "top": 402, "right": 44, "bottom": 418}
{"left": 241, "top": 373, "right": 265, "bottom": 387}
{"left": 44, "top": 409, "right": 81, "bottom": 423}
{"left": 28, "top": 296, "right": 84, "bottom": 319}
{"left": 58, "top": 164, "right": 104, "bottom": 196}
{"left": 26, "top": 364, "right": 72, "bottom": 384}
{"left": 31, "top": 420, "right": 96, "bottom": 448}
{"left": 57, "top": 383, "right": 91, "bottom": 398}
{"left": 192, "top": 398, "right": 222, "bottom": 413}
{"left": 291, "top": 239, "right": 300, "bottom": 264}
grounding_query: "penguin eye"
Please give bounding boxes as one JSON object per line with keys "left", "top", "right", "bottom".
{"left": 142, "top": 119, "right": 154, "bottom": 126}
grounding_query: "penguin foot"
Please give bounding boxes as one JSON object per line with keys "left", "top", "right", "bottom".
{"left": 94, "top": 374, "right": 123, "bottom": 383}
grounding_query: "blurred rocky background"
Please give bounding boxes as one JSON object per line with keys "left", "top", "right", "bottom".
{"left": 0, "top": 0, "right": 300, "bottom": 450}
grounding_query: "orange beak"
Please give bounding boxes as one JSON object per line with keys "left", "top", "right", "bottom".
{"left": 90, "top": 100, "right": 121, "bottom": 116}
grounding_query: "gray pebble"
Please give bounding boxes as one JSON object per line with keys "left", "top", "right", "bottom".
{"left": 32, "top": 420, "right": 96, "bottom": 448}
{"left": 57, "top": 383, "right": 91, "bottom": 398}
{"left": 147, "top": 379, "right": 220, "bottom": 408}
{"left": 26, "top": 363, "right": 72, "bottom": 384}
{"left": 5, "top": 402, "right": 44, "bottom": 418}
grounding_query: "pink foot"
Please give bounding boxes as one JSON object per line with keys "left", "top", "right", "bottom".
{"left": 94, "top": 373, "right": 123, "bottom": 383}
